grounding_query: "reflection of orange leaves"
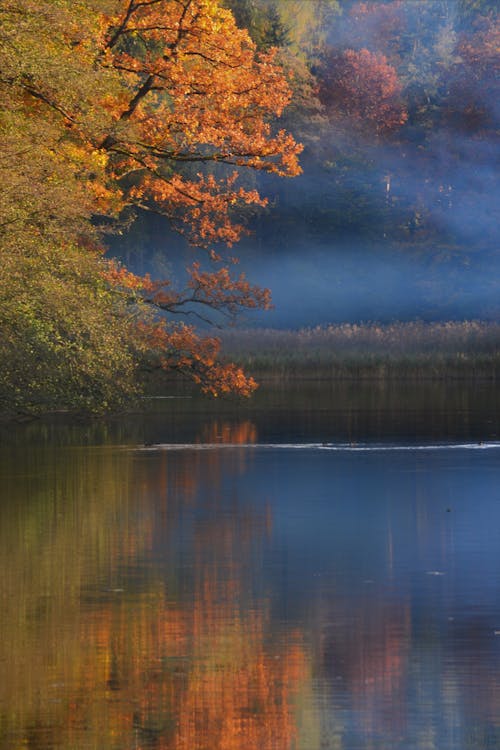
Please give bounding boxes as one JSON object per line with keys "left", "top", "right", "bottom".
{"left": 199, "top": 420, "right": 258, "bottom": 445}
{"left": 175, "top": 576, "right": 306, "bottom": 750}
{"left": 353, "top": 619, "right": 408, "bottom": 699}
{"left": 174, "top": 644, "right": 306, "bottom": 750}
{"left": 83, "top": 611, "right": 113, "bottom": 654}
{"left": 321, "top": 601, "right": 410, "bottom": 735}
{"left": 65, "top": 530, "right": 307, "bottom": 750}
{"left": 0, "top": 441, "right": 310, "bottom": 750}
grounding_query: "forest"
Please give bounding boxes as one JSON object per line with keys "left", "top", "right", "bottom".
{"left": 0, "top": 0, "right": 498, "bottom": 413}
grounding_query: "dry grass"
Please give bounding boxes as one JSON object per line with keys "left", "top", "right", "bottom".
{"left": 220, "top": 321, "right": 500, "bottom": 380}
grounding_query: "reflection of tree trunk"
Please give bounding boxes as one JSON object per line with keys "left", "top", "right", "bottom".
{"left": 383, "top": 173, "right": 392, "bottom": 239}
{"left": 385, "top": 174, "right": 391, "bottom": 204}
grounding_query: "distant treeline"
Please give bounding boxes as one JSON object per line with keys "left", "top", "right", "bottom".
{"left": 231, "top": 0, "right": 499, "bottom": 245}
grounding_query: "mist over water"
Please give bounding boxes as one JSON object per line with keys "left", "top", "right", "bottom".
{"left": 234, "top": 240, "right": 500, "bottom": 328}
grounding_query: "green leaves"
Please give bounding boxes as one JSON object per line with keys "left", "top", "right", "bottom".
{"left": 0, "top": 239, "right": 139, "bottom": 414}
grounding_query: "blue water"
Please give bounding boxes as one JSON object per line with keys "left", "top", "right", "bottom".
{"left": 2, "top": 385, "right": 500, "bottom": 749}
{"left": 134, "top": 438, "right": 500, "bottom": 749}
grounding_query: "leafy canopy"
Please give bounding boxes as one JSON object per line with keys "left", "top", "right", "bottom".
{"left": 0, "top": 0, "right": 301, "bottom": 410}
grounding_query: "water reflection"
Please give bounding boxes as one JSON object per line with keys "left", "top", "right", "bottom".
{"left": 2, "top": 385, "right": 500, "bottom": 749}
{"left": 196, "top": 419, "right": 258, "bottom": 445}
{"left": 0, "top": 433, "right": 308, "bottom": 750}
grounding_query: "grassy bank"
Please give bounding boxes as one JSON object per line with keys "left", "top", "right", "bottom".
{"left": 219, "top": 321, "right": 500, "bottom": 380}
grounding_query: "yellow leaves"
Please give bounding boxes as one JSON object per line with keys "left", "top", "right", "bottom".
{"left": 0, "top": 237, "right": 139, "bottom": 413}
{"left": 88, "top": 179, "right": 123, "bottom": 215}
{"left": 91, "top": 148, "right": 108, "bottom": 169}
{"left": 60, "top": 142, "right": 107, "bottom": 172}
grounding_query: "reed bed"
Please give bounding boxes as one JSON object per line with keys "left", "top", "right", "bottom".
{"left": 220, "top": 321, "right": 500, "bottom": 380}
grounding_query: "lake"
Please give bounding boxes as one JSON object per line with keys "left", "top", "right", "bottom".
{"left": 1, "top": 381, "right": 500, "bottom": 749}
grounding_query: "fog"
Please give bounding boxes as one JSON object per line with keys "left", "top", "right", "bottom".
{"left": 234, "top": 240, "right": 500, "bottom": 328}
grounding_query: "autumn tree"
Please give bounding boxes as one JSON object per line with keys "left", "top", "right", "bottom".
{"left": 0, "top": 0, "right": 301, "bottom": 411}
{"left": 338, "top": 1, "right": 463, "bottom": 129}
{"left": 319, "top": 47, "right": 408, "bottom": 136}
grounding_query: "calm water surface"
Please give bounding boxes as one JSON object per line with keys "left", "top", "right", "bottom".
{"left": 2, "top": 382, "right": 500, "bottom": 749}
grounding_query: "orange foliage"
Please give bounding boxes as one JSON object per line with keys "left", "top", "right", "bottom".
{"left": 103, "top": 252, "right": 273, "bottom": 395}
{"left": 10, "top": 0, "right": 302, "bottom": 397}
{"left": 320, "top": 47, "right": 408, "bottom": 135}
{"left": 105, "top": 257, "right": 271, "bottom": 317}
{"left": 97, "top": 0, "right": 302, "bottom": 244}
{"left": 188, "top": 262, "right": 272, "bottom": 313}
{"left": 135, "top": 319, "right": 258, "bottom": 397}
{"left": 96, "top": 1, "right": 299, "bottom": 393}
